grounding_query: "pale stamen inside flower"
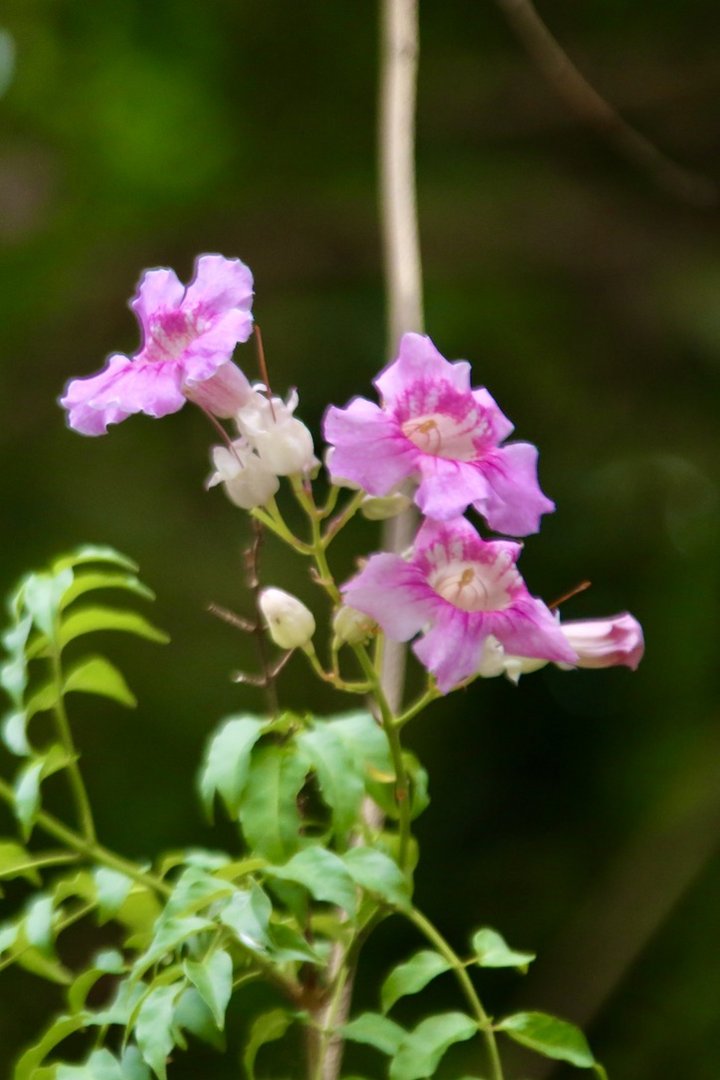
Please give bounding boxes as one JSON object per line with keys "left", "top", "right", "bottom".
{"left": 429, "top": 558, "right": 516, "bottom": 612}
{"left": 401, "top": 409, "right": 486, "bottom": 461}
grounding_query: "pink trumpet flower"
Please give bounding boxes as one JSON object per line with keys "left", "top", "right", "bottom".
{"left": 324, "top": 332, "right": 554, "bottom": 535}
{"left": 343, "top": 516, "right": 576, "bottom": 693}
{"left": 60, "top": 254, "right": 254, "bottom": 435}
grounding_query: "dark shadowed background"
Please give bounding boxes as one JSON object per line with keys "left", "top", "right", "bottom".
{"left": 1, "top": 1, "right": 719, "bottom": 1076}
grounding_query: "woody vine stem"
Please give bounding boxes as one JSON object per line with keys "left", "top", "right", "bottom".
{"left": 312, "top": 3, "right": 424, "bottom": 1078}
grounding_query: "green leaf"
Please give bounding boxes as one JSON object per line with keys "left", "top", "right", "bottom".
{"left": 58, "top": 606, "right": 169, "bottom": 650}
{"left": 239, "top": 742, "right": 308, "bottom": 863}
{"left": 93, "top": 867, "right": 134, "bottom": 922}
{"left": 2, "top": 709, "right": 31, "bottom": 756}
{"left": 342, "top": 1012, "right": 405, "bottom": 1056}
{"left": 218, "top": 884, "right": 272, "bottom": 954}
{"left": 471, "top": 928, "right": 535, "bottom": 971}
{"left": 135, "top": 983, "right": 181, "bottom": 1080}
{"left": 243, "top": 1008, "right": 294, "bottom": 1080}
{"left": 14, "top": 1013, "right": 88, "bottom": 1080}
{"left": 24, "top": 682, "right": 60, "bottom": 722}
{"left": 57, "top": 1048, "right": 126, "bottom": 1079}
{"left": 60, "top": 571, "right": 155, "bottom": 610}
{"left": 267, "top": 847, "right": 357, "bottom": 917}
{"left": 325, "top": 710, "right": 393, "bottom": 775}
{"left": 298, "top": 724, "right": 365, "bottom": 842}
{"left": 25, "top": 894, "right": 54, "bottom": 955}
{"left": 496, "top": 1011, "right": 596, "bottom": 1068}
{"left": 0, "top": 841, "right": 42, "bottom": 885}
{"left": 173, "top": 987, "right": 224, "bottom": 1051}
{"left": 183, "top": 948, "right": 232, "bottom": 1030}
{"left": 381, "top": 951, "right": 451, "bottom": 1014}
{"left": 267, "top": 922, "right": 325, "bottom": 964}
{"left": 63, "top": 655, "right": 137, "bottom": 708}
{"left": 57, "top": 1048, "right": 119, "bottom": 1079}
{"left": 68, "top": 950, "right": 125, "bottom": 1013}
{"left": 342, "top": 847, "right": 411, "bottom": 910}
{"left": 164, "top": 865, "right": 234, "bottom": 919}
{"left": 133, "top": 915, "right": 214, "bottom": 981}
{"left": 389, "top": 1012, "right": 478, "bottom": 1080}
{"left": 1, "top": 654, "right": 28, "bottom": 705}
{"left": 14, "top": 759, "right": 43, "bottom": 839}
{"left": 22, "top": 570, "right": 74, "bottom": 637}
{"left": 198, "top": 715, "right": 266, "bottom": 819}
{"left": 3, "top": 612, "right": 33, "bottom": 658}
{"left": 52, "top": 546, "right": 139, "bottom": 574}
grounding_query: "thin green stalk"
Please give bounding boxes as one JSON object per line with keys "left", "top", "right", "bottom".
{"left": 321, "top": 491, "right": 365, "bottom": 547}
{"left": 395, "top": 684, "right": 440, "bottom": 728}
{"left": 0, "top": 775, "right": 171, "bottom": 898}
{"left": 252, "top": 501, "right": 312, "bottom": 554}
{"left": 352, "top": 644, "right": 412, "bottom": 872}
{"left": 51, "top": 682, "right": 96, "bottom": 842}
{"left": 408, "top": 907, "right": 505, "bottom": 1080}
{"left": 49, "top": 638, "right": 96, "bottom": 843}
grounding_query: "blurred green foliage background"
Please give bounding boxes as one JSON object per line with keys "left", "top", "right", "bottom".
{"left": 1, "top": 1, "right": 719, "bottom": 1076}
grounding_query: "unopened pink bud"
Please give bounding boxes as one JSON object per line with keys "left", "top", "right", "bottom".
{"left": 559, "top": 613, "right": 644, "bottom": 671}
{"left": 185, "top": 361, "right": 253, "bottom": 418}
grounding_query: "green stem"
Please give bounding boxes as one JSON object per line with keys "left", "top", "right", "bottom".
{"left": 407, "top": 907, "right": 505, "bottom": 1080}
{"left": 302, "top": 645, "right": 371, "bottom": 694}
{"left": 0, "top": 776, "right": 171, "bottom": 898}
{"left": 252, "top": 501, "right": 312, "bottom": 554}
{"left": 395, "top": 684, "right": 440, "bottom": 729}
{"left": 352, "top": 645, "right": 412, "bottom": 872}
{"left": 321, "top": 491, "right": 365, "bottom": 547}
{"left": 51, "top": 673, "right": 96, "bottom": 844}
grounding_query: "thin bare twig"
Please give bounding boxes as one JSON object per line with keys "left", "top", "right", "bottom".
{"left": 494, "top": 0, "right": 717, "bottom": 207}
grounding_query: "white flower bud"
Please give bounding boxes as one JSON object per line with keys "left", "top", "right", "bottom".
{"left": 360, "top": 491, "right": 413, "bottom": 521}
{"left": 236, "top": 388, "right": 318, "bottom": 475}
{"left": 207, "top": 440, "right": 279, "bottom": 510}
{"left": 332, "top": 605, "right": 376, "bottom": 648}
{"left": 259, "top": 587, "right": 316, "bottom": 650}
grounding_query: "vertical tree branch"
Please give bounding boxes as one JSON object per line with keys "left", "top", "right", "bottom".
{"left": 378, "top": 0, "right": 424, "bottom": 714}
{"left": 308, "top": 6, "right": 426, "bottom": 1078}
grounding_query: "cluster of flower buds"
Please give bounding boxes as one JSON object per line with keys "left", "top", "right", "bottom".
{"left": 207, "top": 385, "right": 317, "bottom": 509}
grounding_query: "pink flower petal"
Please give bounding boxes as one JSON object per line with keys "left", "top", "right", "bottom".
{"left": 476, "top": 442, "right": 555, "bottom": 536}
{"left": 324, "top": 399, "right": 416, "bottom": 493}
{"left": 413, "top": 606, "right": 487, "bottom": 692}
{"left": 131, "top": 268, "right": 185, "bottom": 343}
{"left": 342, "top": 553, "right": 441, "bottom": 641}
{"left": 183, "top": 254, "right": 254, "bottom": 320}
{"left": 415, "top": 457, "right": 492, "bottom": 521}
{"left": 375, "top": 332, "right": 471, "bottom": 404}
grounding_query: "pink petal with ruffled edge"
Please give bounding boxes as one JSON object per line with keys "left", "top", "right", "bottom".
{"left": 475, "top": 442, "right": 555, "bottom": 536}
{"left": 182, "top": 253, "right": 254, "bottom": 318}
{"left": 375, "top": 332, "right": 471, "bottom": 403}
